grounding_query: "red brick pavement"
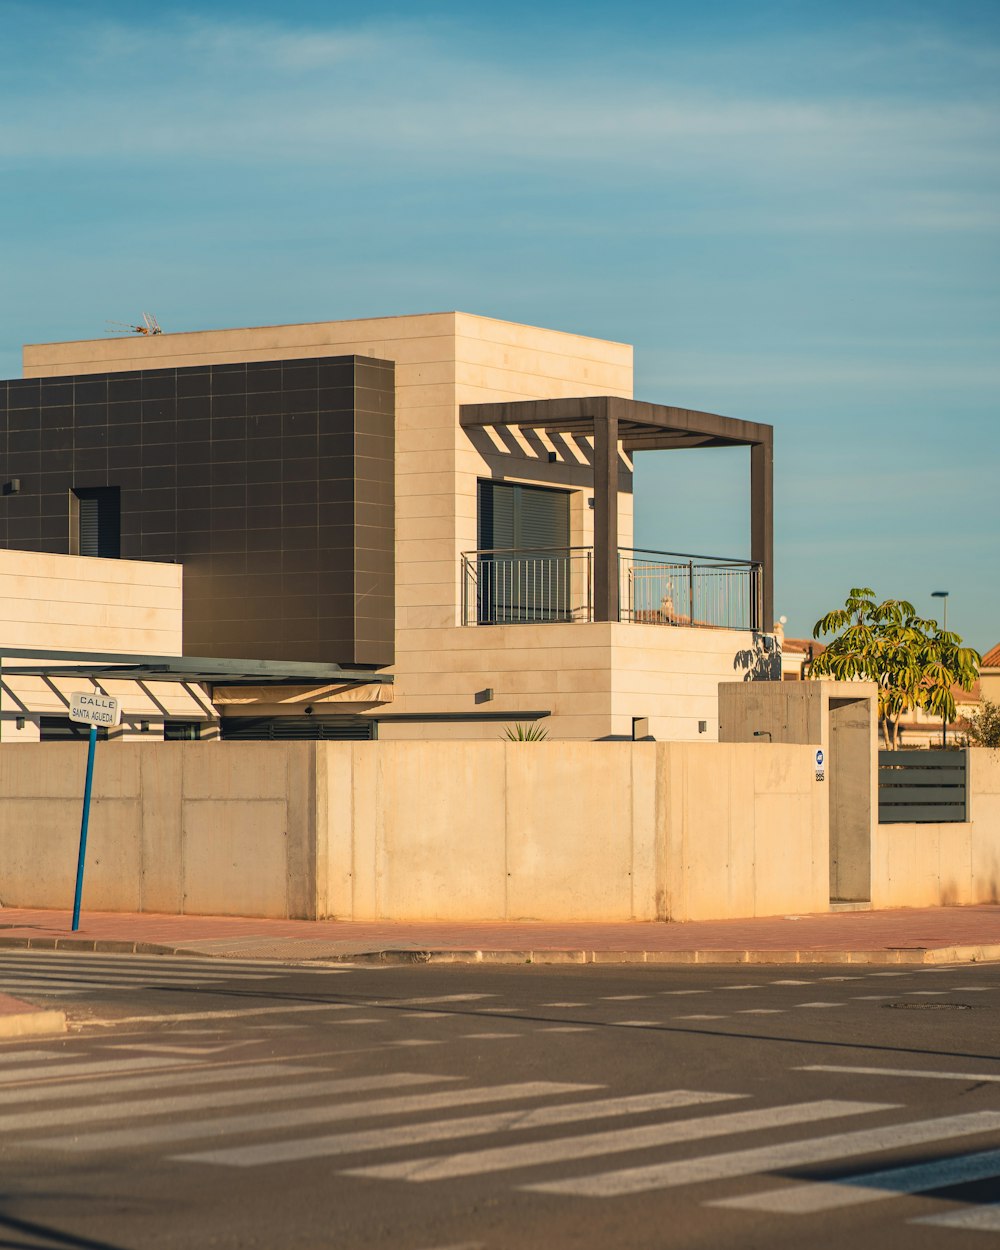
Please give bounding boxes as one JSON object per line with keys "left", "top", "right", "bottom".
{"left": 1, "top": 904, "right": 998, "bottom": 960}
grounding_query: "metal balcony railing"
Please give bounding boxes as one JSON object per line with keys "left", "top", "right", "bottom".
{"left": 462, "top": 547, "right": 760, "bottom": 630}
{"left": 462, "top": 547, "right": 593, "bottom": 625}
{"left": 619, "top": 548, "right": 761, "bottom": 631}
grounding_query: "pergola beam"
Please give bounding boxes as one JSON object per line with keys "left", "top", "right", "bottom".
{"left": 461, "top": 395, "right": 774, "bottom": 635}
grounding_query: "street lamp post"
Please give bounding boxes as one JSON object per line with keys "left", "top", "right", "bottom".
{"left": 932, "top": 591, "right": 950, "bottom": 748}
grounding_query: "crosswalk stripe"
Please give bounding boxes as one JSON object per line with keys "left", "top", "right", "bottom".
{"left": 177, "top": 1088, "right": 734, "bottom": 1169}
{"left": 3, "top": 1072, "right": 450, "bottom": 1134}
{"left": 712, "top": 1146, "right": 1000, "bottom": 1212}
{"left": 526, "top": 1109, "right": 1000, "bottom": 1198}
{"left": 347, "top": 1099, "right": 881, "bottom": 1184}
{"left": 799, "top": 1064, "right": 1000, "bottom": 1084}
{"left": 0, "top": 1061, "right": 312, "bottom": 1108}
{"left": 0, "top": 979, "right": 270, "bottom": 995}
{"left": 0, "top": 960, "right": 277, "bottom": 980}
{"left": 42, "top": 1081, "right": 595, "bottom": 1154}
{"left": 382, "top": 995, "right": 495, "bottom": 1006}
{"left": 912, "top": 1202, "right": 1000, "bottom": 1231}
{"left": 85, "top": 1003, "right": 359, "bottom": 1027}
{"left": 0, "top": 1050, "right": 62, "bottom": 1064}
{"left": 0, "top": 1056, "right": 196, "bottom": 1085}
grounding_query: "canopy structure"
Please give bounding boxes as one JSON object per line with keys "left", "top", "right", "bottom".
{"left": 460, "top": 395, "right": 774, "bottom": 628}
{"left": 0, "top": 647, "right": 393, "bottom": 687}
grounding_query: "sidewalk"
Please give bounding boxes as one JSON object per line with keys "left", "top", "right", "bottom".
{"left": 2, "top": 904, "right": 998, "bottom": 1039}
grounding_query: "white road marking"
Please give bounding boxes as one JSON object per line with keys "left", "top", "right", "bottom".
{"left": 617, "top": 1021, "right": 660, "bottom": 1028}
{"left": 720, "top": 986, "right": 761, "bottom": 991}
{"left": 540, "top": 1027, "right": 592, "bottom": 1033}
{"left": 355, "top": 1099, "right": 877, "bottom": 1184}
{"left": 0, "top": 1056, "right": 194, "bottom": 1085}
{"left": 45, "top": 1081, "right": 594, "bottom": 1154}
{"left": 852, "top": 996, "right": 893, "bottom": 1001}
{"left": 389, "top": 1040, "right": 441, "bottom": 1047}
{"left": 541, "top": 1002, "right": 587, "bottom": 1008}
{"left": 951, "top": 987, "right": 991, "bottom": 992}
{"left": 661, "top": 990, "right": 708, "bottom": 996}
{"left": 912, "top": 1203, "right": 1000, "bottom": 1231}
{"left": 676, "top": 1015, "right": 725, "bottom": 1021}
{"left": 461, "top": 1032, "right": 518, "bottom": 1039}
{"left": 770, "top": 980, "right": 810, "bottom": 986}
{"left": 103, "top": 1043, "right": 256, "bottom": 1056}
{"left": 528, "top": 1109, "right": 1000, "bottom": 1198}
{"left": 180, "top": 1089, "right": 735, "bottom": 1169}
{"left": 0, "top": 976, "right": 275, "bottom": 992}
{"left": 797, "top": 1002, "right": 841, "bottom": 1009}
{"left": 800, "top": 1065, "right": 1000, "bottom": 1084}
{"left": 713, "top": 1146, "right": 1000, "bottom": 1213}
{"left": 84, "top": 1002, "right": 358, "bottom": 1027}
{"left": 0, "top": 1051, "right": 62, "bottom": 1064}
{"left": 735, "top": 1009, "right": 783, "bottom": 1016}
{"left": 0, "top": 1062, "right": 312, "bottom": 1107}
{"left": 333, "top": 1018, "right": 383, "bottom": 1025}
{"left": 1, "top": 1072, "right": 447, "bottom": 1133}
{"left": 385, "top": 995, "right": 495, "bottom": 1006}
{"left": 601, "top": 995, "right": 648, "bottom": 1001}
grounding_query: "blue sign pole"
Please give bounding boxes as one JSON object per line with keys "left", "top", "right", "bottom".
{"left": 71, "top": 724, "right": 98, "bottom": 932}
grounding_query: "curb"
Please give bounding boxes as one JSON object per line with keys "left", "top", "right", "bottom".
{"left": 2, "top": 936, "right": 999, "bottom": 966}
{"left": 0, "top": 994, "right": 66, "bottom": 1040}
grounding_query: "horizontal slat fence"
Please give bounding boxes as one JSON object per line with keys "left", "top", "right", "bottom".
{"left": 878, "top": 749, "right": 968, "bottom": 823}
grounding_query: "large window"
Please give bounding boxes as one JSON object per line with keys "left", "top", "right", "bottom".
{"left": 476, "top": 480, "right": 571, "bottom": 623}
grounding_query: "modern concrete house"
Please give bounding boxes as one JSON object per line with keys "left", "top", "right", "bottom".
{"left": 1, "top": 312, "right": 775, "bottom": 742}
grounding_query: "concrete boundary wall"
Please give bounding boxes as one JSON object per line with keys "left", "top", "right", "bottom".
{"left": 0, "top": 740, "right": 826, "bottom": 923}
{"left": 0, "top": 744, "right": 317, "bottom": 919}
{"left": 872, "top": 750, "right": 1000, "bottom": 907}
{"left": 320, "top": 741, "right": 828, "bottom": 922}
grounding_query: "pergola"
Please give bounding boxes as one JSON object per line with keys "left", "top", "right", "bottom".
{"left": 460, "top": 395, "right": 773, "bottom": 629}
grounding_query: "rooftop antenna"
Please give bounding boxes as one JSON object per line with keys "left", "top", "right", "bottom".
{"left": 105, "top": 312, "right": 162, "bottom": 336}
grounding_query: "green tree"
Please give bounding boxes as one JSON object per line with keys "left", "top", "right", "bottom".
{"left": 806, "top": 588, "right": 980, "bottom": 749}
{"left": 961, "top": 699, "right": 1000, "bottom": 749}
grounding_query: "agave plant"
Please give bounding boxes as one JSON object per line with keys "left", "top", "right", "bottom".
{"left": 502, "top": 723, "right": 549, "bottom": 741}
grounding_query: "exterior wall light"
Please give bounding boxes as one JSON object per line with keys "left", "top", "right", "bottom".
{"left": 140, "top": 720, "right": 150, "bottom": 733}
{"left": 15, "top": 716, "right": 25, "bottom": 731}
{"left": 2, "top": 479, "right": 21, "bottom": 496}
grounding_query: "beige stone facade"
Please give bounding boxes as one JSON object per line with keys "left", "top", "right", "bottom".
{"left": 0, "top": 549, "right": 215, "bottom": 742}
{"left": 18, "top": 312, "right": 766, "bottom": 740}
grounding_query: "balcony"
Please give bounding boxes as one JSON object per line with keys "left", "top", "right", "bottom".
{"left": 462, "top": 547, "right": 761, "bottom": 631}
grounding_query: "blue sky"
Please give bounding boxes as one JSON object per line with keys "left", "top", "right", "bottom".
{"left": 3, "top": 0, "right": 998, "bottom": 647}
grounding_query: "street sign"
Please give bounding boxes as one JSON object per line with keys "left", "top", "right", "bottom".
{"left": 815, "top": 748, "right": 825, "bottom": 769}
{"left": 68, "top": 691, "right": 120, "bottom": 933}
{"left": 70, "top": 691, "right": 121, "bottom": 728}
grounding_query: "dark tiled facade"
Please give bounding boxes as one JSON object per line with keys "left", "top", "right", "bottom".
{"left": 0, "top": 356, "right": 394, "bottom": 666}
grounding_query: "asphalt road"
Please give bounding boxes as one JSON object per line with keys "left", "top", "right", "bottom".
{"left": 1, "top": 951, "right": 999, "bottom": 1249}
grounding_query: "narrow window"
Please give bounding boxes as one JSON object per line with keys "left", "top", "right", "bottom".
{"left": 70, "top": 487, "right": 120, "bottom": 558}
